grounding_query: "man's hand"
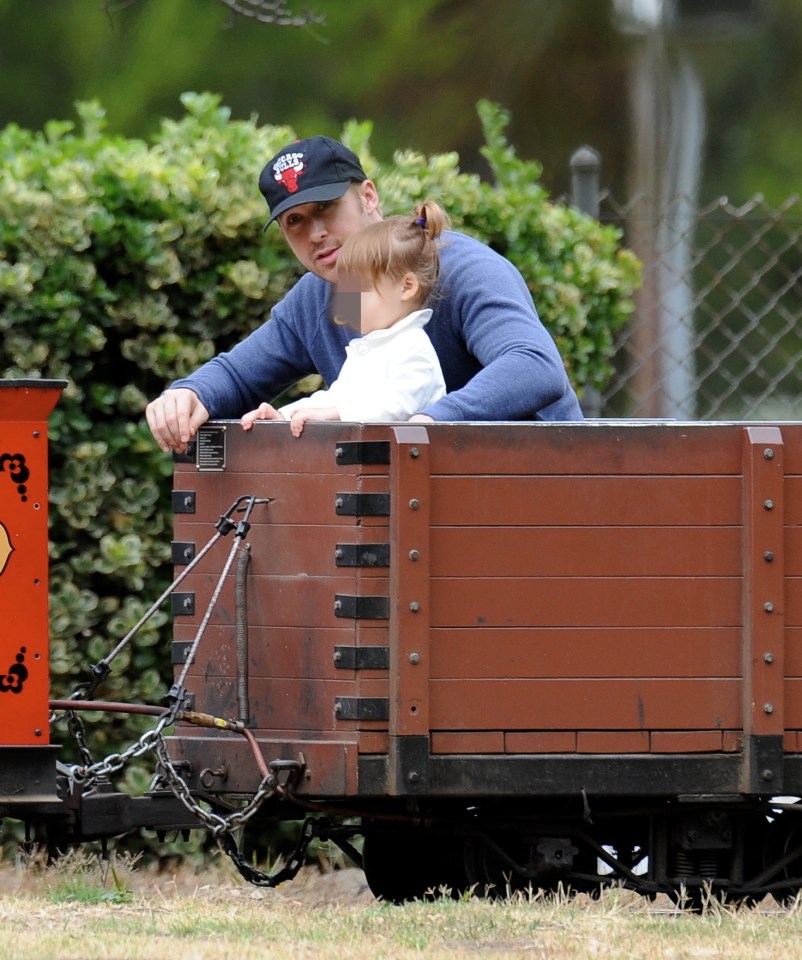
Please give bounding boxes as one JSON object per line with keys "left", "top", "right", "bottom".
{"left": 408, "top": 414, "right": 434, "bottom": 424}
{"left": 145, "top": 388, "right": 209, "bottom": 454}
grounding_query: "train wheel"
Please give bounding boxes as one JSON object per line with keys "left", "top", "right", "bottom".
{"left": 362, "top": 829, "right": 469, "bottom": 903}
{"left": 463, "top": 832, "right": 531, "bottom": 898}
{"left": 730, "top": 811, "right": 770, "bottom": 909}
{"left": 762, "top": 810, "right": 802, "bottom": 907}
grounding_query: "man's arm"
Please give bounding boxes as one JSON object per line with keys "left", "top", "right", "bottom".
{"left": 168, "top": 311, "right": 315, "bottom": 420}
{"left": 146, "top": 274, "right": 335, "bottom": 450}
{"left": 422, "top": 235, "right": 584, "bottom": 422}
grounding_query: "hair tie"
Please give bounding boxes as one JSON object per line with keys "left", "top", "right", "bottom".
{"left": 414, "top": 216, "right": 426, "bottom": 228}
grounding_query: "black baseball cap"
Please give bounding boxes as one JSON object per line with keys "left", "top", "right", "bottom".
{"left": 259, "top": 136, "right": 368, "bottom": 227}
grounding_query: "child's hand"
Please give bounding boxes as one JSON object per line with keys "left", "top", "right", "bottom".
{"left": 241, "top": 402, "right": 285, "bottom": 431}
{"left": 288, "top": 407, "right": 340, "bottom": 437}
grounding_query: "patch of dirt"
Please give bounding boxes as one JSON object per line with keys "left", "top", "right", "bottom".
{"left": 272, "top": 866, "right": 375, "bottom": 905}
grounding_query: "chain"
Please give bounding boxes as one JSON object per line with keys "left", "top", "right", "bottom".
{"left": 49, "top": 492, "right": 300, "bottom": 884}
{"left": 217, "top": 816, "right": 318, "bottom": 888}
{"left": 66, "top": 711, "right": 177, "bottom": 789}
{"left": 53, "top": 494, "right": 271, "bottom": 786}
{"left": 152, "top": 739, "right": 301, "bottom": 835}
{"left": 64, "top": 707, "right": 308, "bottom": 886}
{"left": 65, "top": 709, "right": 95, "bottom": 767}
{"left": 152, "top": 738, "right": 312, "bottom": 886}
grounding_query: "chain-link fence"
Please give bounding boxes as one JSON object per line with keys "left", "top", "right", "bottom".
{"left": 571, "top": 152, "right": 802, "bottom": 421}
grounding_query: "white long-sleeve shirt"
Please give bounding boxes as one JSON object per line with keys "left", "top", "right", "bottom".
{"left": 279, "top": 309, "right": 446, "bottom": 422}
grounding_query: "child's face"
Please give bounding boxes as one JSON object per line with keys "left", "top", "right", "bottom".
{"left": 334, "top": 271, "right": 421, "bottom": 334}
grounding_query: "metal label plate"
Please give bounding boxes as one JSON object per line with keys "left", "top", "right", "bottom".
{"left": 197, "top": 426, "right": 226, "bottom": 471}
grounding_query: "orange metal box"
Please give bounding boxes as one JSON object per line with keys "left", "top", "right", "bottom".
{"left": 0, "top": 381, "right": 65, "bottom": 746}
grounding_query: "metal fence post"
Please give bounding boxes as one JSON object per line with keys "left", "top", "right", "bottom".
{"left": 570, "top": 146, "right": 602, "bottom": 417}
{"left": 570, "top": 146, "right": 601, "bottom": 220}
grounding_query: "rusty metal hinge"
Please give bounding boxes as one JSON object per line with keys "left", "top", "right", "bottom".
{"left": 334, "top": 441, "right": 391, "bottom": 465}
{"left": 334, "top": 646, "right": 390, "bottom": 670}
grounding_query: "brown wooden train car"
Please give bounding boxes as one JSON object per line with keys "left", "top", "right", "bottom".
{"left": 165, "top": 419, "right": 802, "bottom": 902}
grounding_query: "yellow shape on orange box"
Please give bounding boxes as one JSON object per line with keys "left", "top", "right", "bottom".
{"left": 0, "top": 521, "right": 12, "bottom": 576}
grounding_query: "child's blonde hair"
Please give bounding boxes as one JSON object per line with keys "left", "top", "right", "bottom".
{"left": 337, "top": 199, "right": 450, "bottom": 306}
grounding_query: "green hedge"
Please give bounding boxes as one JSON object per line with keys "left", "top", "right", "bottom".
{"left": 0, "top": 93, "right": 639, "bottom": 776}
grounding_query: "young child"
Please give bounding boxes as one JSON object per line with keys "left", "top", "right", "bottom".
{"left": 241, "top": 200, "right": 448, "bottom": 437}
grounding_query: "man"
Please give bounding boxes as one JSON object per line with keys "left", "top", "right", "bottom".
{"left": 146, "top": 135, "right": 583, "bottom": 454}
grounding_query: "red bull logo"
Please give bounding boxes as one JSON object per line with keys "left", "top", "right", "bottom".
{"left": 273, "top": 151, "right": 306, "bottom": 194}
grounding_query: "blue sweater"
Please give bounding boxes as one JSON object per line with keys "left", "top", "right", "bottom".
{"left": 171, "top": 231, "right": 583, "bottom": 422}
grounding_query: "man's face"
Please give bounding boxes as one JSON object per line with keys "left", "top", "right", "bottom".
{"left": 277, "top": 181, "right": 380, "bottom": 283}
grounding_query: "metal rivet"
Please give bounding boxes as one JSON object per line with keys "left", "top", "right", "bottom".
{"left": 409, "top": 498, "right": 420, "bottom": 510}
{"left": 761, "top": 769, "right": 774, "bottom": 781}
{"left": 763, "top": 652, "right": 775, "bottom": 664}
{"left": 764, "top": 448, "right": 775, "bottom": 460}
{"left": 764, "top": 602, "right": 774, "bottom": 613}
{"left": 410, "top": 447, "right": 420, "bottom": 458}
{"left": 764, "top": 551, "right": 774, "bottom": 562}
{"left": 763, "top": 703, "right": 774, "bottom": 714}
{"left": 408, "top": 771, "right": 420, "bottom": 783}
{"left": 764, "top": 499, "right": 774, "bottom": 510}
{"left": 409, "top": 549, "right": 420, "bottom": 561}
{"left": 409, "top": 652, "right": 420, "bottom": 664}
{"left": 409, "top": 601, "right": 420, "bottom": 613}
{"left": 33, "top": 431, "right": 40, "bottom": 438}
{"left": 34, "top": 729, "right": 42, "bottom": 737}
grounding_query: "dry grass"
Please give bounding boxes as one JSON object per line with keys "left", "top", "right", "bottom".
{"left": 1, "top": 853, "right": 802, "bottom": 960}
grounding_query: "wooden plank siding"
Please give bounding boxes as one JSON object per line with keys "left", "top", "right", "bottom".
{"left": 421, "top": 423, "right": 802, "bottom": 758}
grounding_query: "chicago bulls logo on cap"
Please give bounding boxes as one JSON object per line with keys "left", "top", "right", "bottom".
{"left": 273, "top": 151, "right": 306, "bottom": 194}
